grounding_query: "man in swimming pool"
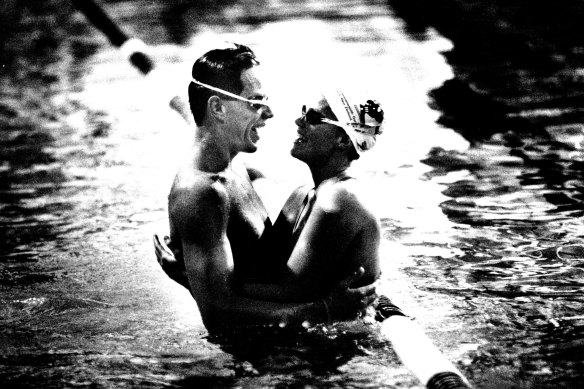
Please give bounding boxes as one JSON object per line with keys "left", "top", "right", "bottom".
{"left": 158, "top": 44, "right": 376, "bottom": 332}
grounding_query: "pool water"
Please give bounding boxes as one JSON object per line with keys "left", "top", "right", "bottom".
{"left": 1, "top": 1, "right": 583, "bottom": 388}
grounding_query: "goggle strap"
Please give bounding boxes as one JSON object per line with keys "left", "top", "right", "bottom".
{"left": 191, "top": 78, "right": 269, "bottom": 107}
{"left": 320, "top": 118, "right": 379, "bottom": 135}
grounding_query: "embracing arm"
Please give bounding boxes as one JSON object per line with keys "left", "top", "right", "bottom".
{"left": 173, "top": 182, "right": 373, "bottom": 331}
{"left": 154, "top": 230, "right": 375, "bottom": 324}
{"left": 154, "top": 234, "right": 189, "bottom": 289}
{"left": 154, "top": 161, "right": 264, "bottom": 290}
{"left": 242, "top": 182, "right": 381, "bottom": 304}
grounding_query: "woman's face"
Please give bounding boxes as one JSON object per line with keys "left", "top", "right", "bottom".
{"left": 290, "top": 98, "right": 343, "bottom": 165}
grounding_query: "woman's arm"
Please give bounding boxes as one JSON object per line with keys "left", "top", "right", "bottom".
{"left": 242, "top": 181, "right": 381, "bottom": 302}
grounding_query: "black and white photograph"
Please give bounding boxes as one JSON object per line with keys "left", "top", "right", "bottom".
{"left": 1, "top": 1, "right": 583, "bottom": 388}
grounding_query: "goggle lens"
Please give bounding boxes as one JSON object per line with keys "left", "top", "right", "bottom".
{"left": 301, "top": 105, "right": 326, "bottom": 125}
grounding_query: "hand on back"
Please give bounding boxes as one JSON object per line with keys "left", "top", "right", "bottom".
{"left": 153, "top": 234, "right": 189, "bottom": 289}
{"left": 324, "top": 267, "right": 378, "bottom": 321}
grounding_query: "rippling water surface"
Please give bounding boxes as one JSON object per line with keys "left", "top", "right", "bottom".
{"left": 1, "top": 1, "right": 583, "bottom": 388}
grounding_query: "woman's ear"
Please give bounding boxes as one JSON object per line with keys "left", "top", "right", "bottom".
{"left": 207, "top": 96, "right": 226, "bottom": 122}
{"left": 336, "top": 131, "right": 352, "bottom": 150}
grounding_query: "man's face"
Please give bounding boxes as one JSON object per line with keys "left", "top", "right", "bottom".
{"left": 223, "top": 67, "right": 273, "bottom": 154}
{"left": 291, "top": 98, "right": 341, "bottom": 165}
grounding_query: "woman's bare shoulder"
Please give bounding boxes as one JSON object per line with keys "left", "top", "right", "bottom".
{"left": 317, "top": 178, "right": 375, "bottom": 216}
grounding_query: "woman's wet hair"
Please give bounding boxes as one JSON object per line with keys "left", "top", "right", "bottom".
{"left": 188, "top": 44, "right": 259, "bottom": 125}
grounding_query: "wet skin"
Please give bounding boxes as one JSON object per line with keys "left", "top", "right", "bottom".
{"left": 241, "top": 98, "right": 381, "bottom": 302}
{"left": 165, "top": 69, "right": 375, "bottom": 331}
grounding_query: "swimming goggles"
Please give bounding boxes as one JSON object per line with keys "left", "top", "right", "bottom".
{"left": 301, "top": 105, "right": 378, "bottom": 135}
{"left": 191, "top": 78, "right": 270, "bottom": 111}
{"left": 300, "top": 105, "right": 327, "bottom": 125}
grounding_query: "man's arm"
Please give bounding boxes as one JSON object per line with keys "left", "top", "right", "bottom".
{"left": 171, "top": 181, "right": 373, "bottom": 331}
{"left": 153, "top": 231, "right": 377, "bottom": 313}
{"left": 154, "top": 230, "right": 376, "bottom": 320}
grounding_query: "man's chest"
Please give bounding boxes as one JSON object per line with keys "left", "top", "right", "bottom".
{"left": 224, "top": 175, "right": 270, "bottom": 253}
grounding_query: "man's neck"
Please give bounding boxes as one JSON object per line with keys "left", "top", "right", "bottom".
{"left": 192, "top": 125, "right": 235, "bottom": 173}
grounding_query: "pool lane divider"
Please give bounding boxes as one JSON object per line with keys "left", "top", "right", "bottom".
{"left": 72, "top": 1, "right": 473, "bottom": 387}
{"left": 379, "top": 314, "right": 473, "bottom": 388}
{"left": 71, "top": 0, "right": 192, "bottom": 124}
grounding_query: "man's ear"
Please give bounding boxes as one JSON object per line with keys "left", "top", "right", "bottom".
{"left": 207, "top": 96, "right": 226, "bottom": 122}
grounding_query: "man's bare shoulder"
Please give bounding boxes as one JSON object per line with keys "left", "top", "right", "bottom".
{"left": 169, "top": 169, "right": 230, "bottom": 227}
{"left": 171, "top": 168, "right": 227, "bottom": 198}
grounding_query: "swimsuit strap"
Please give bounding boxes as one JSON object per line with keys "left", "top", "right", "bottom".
{"left": 291, "top": 172, "right": 354, "bottom": 242}
{"left": 292, "top": 188, "right": 316, "bottom": 236}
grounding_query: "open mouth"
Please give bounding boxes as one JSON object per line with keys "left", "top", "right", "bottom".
{"left": 249, "top": 127, "right": 260, "bottom": 142}
{"left": 250, "top": 125, "right": 263, "bottom": 142}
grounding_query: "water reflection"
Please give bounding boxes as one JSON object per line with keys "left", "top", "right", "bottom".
{"left": 0, "top": 0, "right": 106, "bottom": 266}
{"left": 160, "top": 0, "right": 243, "bottom": 44}
{"left": 2, "top": 0, "right": 584, "bottom": 388}
{"left": 423, "top": 134, "right": 584, "bottom": 224}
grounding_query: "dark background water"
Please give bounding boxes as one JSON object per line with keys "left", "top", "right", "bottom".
{"left": 1, "top": 1, "right": 583, "bottom": 388}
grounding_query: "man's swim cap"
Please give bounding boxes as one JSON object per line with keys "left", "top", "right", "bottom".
{"left": 321, "top": 89, "right": 384, "bottom": 154}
